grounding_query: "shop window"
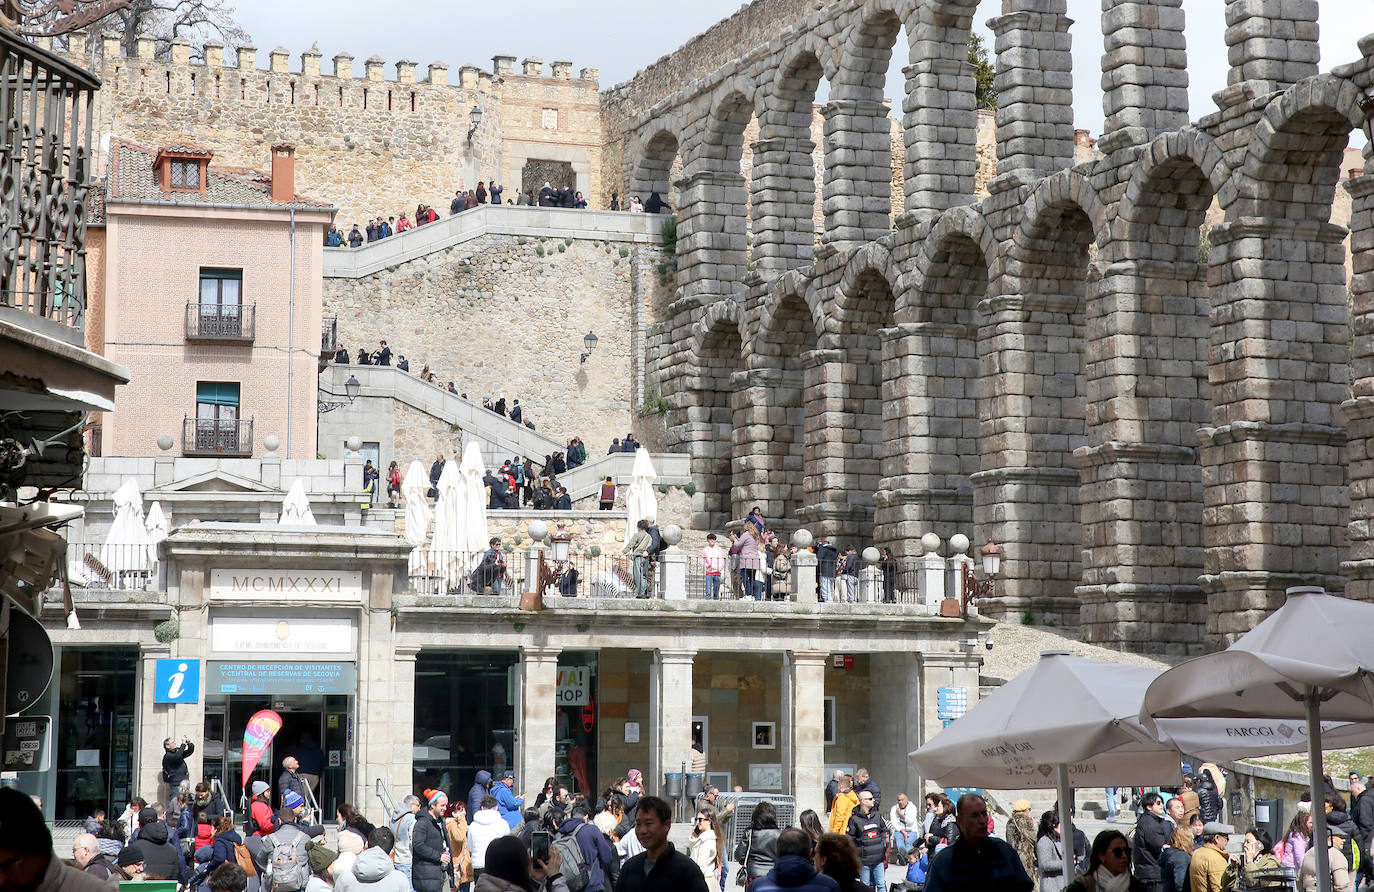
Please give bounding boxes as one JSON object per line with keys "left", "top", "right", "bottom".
{"left": 54, "top": 648, "right": 139, "bottom": 819}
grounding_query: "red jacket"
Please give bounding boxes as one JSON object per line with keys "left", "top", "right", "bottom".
{"left": 250, "top": 799, "right": 275, "bottom": 836}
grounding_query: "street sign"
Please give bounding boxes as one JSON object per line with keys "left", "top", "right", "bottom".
{"left": 5, "top": 608, "right": 53, "bottom": 714}
{"left": 154, "top": 659, "right": 201, "bottom": 704}
{"left": 2, "top": 715, "right": 52, "bottom": 772}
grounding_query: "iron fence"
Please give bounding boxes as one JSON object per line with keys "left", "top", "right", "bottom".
{"left": 185, "top": 302, "right": 255, "bottom": 340}
{"left": 0, "top": 31, "right": 99, "bottom": 333}
{"left": 182, "top": 416, "right": 253, "bottom": 457}
{"left": 65, "top": 541, "right": 160, "bottom": 591}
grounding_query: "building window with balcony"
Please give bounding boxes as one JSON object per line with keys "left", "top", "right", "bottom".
{"left": 171, "top": 159, "right": 202, "bottom": 190}
{"left": 189, "top": 269, "right": 253, "bottom": 341}
{"left": 186, "top": 382, "right": 252, "bottom": 456}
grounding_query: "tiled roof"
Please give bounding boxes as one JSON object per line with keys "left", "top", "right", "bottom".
{"left": 87, "top": 180, "right": 106, "bottom": 225}
{"left": 104, "top": 140, "right": 335, "bottom": 213}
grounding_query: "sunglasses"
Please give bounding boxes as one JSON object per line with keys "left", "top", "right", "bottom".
{"left": 1108, "top": 846, "right": 1130, "bottom": 857}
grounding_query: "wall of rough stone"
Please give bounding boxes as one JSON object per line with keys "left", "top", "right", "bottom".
{"left": 324, "top": 231, "right": 673, "bottom": 458}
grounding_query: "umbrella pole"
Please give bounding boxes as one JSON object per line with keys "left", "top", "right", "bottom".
{"left": 1307, "top": 689, "right": 1331, "bottom": 892}
{"left": 1056, "top": 764, "right": 1075, "bottom": 872}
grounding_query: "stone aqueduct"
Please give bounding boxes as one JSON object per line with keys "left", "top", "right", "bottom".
{"left": 610, "top": 0, "right": 1374, "bottom": 653}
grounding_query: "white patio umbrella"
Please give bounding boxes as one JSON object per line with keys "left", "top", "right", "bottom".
{"left": 456, "top": 440, "right": 490, "bottom": 574}
{"left": 278, "top": 480, "right": 316, "bottom": 525}
{"left": 431, "top": 458, "right": 463, "bottom": 587}
{"left": 145, "top": 501, "right": 169, "bottom": 568}
{"left": 910, "top": 650, "right": 1181, "bottom": 858}
{"left": 101, "top": 478, "right": 152, "bottom": 585}
{"left": 402, "top": 460, "right": 432, "bottom": 578}
{"left": 1143, "top": 587, "right": 1374, "bottom": 892}
{"left": 623, "top": 448, "right": 658, "bottom": 546}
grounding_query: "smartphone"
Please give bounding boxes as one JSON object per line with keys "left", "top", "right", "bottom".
{"left": 532, "top": 830, "right": 551, "bottom": 864}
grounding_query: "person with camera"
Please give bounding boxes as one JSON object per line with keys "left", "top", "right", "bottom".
{"left": 162, "top": 735, "right": 195, "bottom": 796}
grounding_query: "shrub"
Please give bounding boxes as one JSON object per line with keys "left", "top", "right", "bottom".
{"left": 154, "top": 620, "right": 180, "bottom": 643}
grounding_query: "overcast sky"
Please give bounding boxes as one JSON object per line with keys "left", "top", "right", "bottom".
{"left": 229, "top": 0, "right": 1369, "bottom": 143}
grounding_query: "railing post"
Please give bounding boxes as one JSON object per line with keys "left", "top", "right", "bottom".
{"left": 947, "top": 534, "right": 973, "bottom": 611}
{"left": 791, "top": 529, "right": 817, "bottom": 604}
{"left": 658, "top": 525, "right": 687, "bottom": 600}
{"left": 859, "top": 547, "right": 882, "bottom": 603}
{"left": 920, "top": 533, "right": 945, "bottom": 613}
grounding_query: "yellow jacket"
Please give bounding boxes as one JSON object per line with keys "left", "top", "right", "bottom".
{"left": 829, "top": 791, "right": 858, "bottom": 833}
{"left": 1189, "top": 844, "right": 1231, "bottom": 892}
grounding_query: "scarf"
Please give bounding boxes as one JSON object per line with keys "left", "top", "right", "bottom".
{"left": 97, "top": 837, "right": 123, "bottom": 857}
{"left": 1094, "top": 864, "right": 1130, "bottom": 892}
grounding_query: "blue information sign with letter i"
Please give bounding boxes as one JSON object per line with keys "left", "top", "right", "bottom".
{"left": 154, "top": 659, "right": 201, "bottom": 704}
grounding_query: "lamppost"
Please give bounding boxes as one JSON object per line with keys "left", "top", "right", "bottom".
{"left": 466, "top": 105, "right": 483, "bottom": 142}
{"left": 318, "top": 375, "right": 360, "bottom": 414}
{"left": 958, "top": 539, "right": 1003, "bottom": 617}
{"left": 580, "top": 331, "right": 598, "bottom": 364}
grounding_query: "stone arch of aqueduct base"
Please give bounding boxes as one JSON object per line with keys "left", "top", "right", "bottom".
{"left": 616, "top": 0, "right": 1374, "bottom": 654}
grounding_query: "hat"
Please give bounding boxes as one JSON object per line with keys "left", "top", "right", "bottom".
{"left": 306, "top": 841, "right": 337, "bottom": 875}
{"left": 424, "top": 787, "right": 447, "bottom": 806}
{"left": 501, "top": 770, "right": 516, "bottom": 780}
{"left": 1297, "top": 800, "right": 1313, "bottom": 814}
{"left": 628, "top": 769, "right": 643, "bottom": 785}
{"left": 251, "top": 781, "right": 270, "bottom": 796}
{"left": 283, "top": 791, "right": 305, "bottom": 810}
{"left": 1202, "top": 822, "right": 1235, "bottom": 837}
{"left": 1012, "top": 800, "right": 1031, "bottom": 812}
{"left": 1331, "top": 825, "right": 1351, "bottom": 839}
{"left": 0, "top": 788, "right": 52, "bottom": 854}
{"left": 138, "top": 806, "right": 158, "bottom": 825}
{"left": 117, "top": 844, "right": 147, "bottom": 867}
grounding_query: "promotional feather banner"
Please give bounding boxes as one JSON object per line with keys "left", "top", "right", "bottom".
{"left": 241, "top": 709, "right": 283, "bottom": 790}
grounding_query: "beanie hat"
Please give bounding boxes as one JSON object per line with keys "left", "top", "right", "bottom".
{"left": 283, "top": 791, "right": 305, "bottom": 810}
{"left": 117, "top": 844, "right": 146, "bottom": 867}
{"left": 251, "top": 781, "right": 270, "bottom": 796}
{"left": 0, "top": 788, "right": 52, "bottom": 854}
{"left": 138, "top": 806, "right": 158, "bottom": 825}
{"left": 424, "top": 787, "right": 447, "bottom": 807}
{"left": 306, "top": 841, "right": 337, "bottom": 875}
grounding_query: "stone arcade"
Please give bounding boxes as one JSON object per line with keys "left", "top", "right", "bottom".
{"left": 610, "top": 0, "right": 1374, "bottom": 654}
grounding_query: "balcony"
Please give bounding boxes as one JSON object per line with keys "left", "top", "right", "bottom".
{"left": 321, "top": 314, "right": 338, "bottom": 355}
{"left": 182, "top": 416, "right": 254, "bottom": 457}
{"left": 186, "top": 303, "right": 255, "bottom": 341}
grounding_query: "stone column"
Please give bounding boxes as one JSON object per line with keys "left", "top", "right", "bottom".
{"left": 1223, "top": 0, "right": 1319, "bottom": 94}
{"left": 868, "top": 652, "right": 924, "bottom": 798}
{"left": 732, "top": 368, "right": 804, "bottom": 523}
{"left": 988, "top": 3, "right": 1075, "bottom": 180}
{"left": 675, "top": 168, "right": 748, "bottom": 303}
{"left": 821, "top": 99, "right": 893, "bottom": 246}
{"left": 1344, "top": 175, "right": 1374, "bottom": 602}
{"left": 517, "top": 646, "right": 561, "bottom": 788}
{"left": 136, "top": 644, "right": 171, "bottom": 800}
{"left": 391, "top": 646, "right": 419, "bottom": 790}
{"left": 1200, "top": 218, "right": 1349, "bottom": 645}
{"left": 914, "top": 652, "right": 980, "bottom": 786}
{"left": 874, "top": 323, "right": 978, "bottom": 557}
{"left": 749, "top": 136, "right": 818, "bottom": 275}
{"left": 798, "top": 349, "right": 872, "bottom": 541}
{"left": 1099, "top": 0, "right": 1189, "bottom": 150}
{"left": 791, "top": 549, "right": 818, "bottom": 604}
{"left": 785, "top": 651, "right": 828, "bottom": 817}
{"left": 648, "top": 649, "right": 696, "bottom": 801}
{"left": 354, "top": 608, "right": 399, "bottom": 807}
{"left": 901, "top": 54, "right": 977, "bottom": 215}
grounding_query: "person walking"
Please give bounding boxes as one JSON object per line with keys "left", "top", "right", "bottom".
{"left": 615, "top": 796, "right": 709, "bottom": 892}
{"left": 689, "top": 808, "right": 724, "bottom": 887}
{"left": 815, "top": 539, "right": 838, "bottom": 603}
{"left": 749, "top": 828, "right": 838, "bottom": 892}
{"left": 827, "top": 776, "right": 858, "bottom": 835}
{"left": 1035, "top": 812, "right": 1070, "bottom": 892}
{"left": 845, "top": 790, "right": 889, "bottom": 890}
{"left": 1132, "top": 792, "right": 1170, "bottom": 890}
{"left": 411, "top": 789, "right": 452, "bottom": 892}
{"left": 1003, "top": 800, "right": 1036, "bottom": 886}
{"left": 736, "top": 801, "right": 782, "bottom": 886}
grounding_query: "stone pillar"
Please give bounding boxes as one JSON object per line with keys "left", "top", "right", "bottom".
{"left": 792, "top": 549, "right": 817, "bottom": 604}
{"left": 658, "top": 549, "right": 687, "bottom": 599}
{"left": 333, "top": 53, "right": 354, "bottom": 80}
{"left": 1223, "top": 0, "right": 1319, "bottom": 94}
{"left": 901, "top": 54, "right": 977, "bottom": 215}
{"left": 821, "top": 99, "right": 893, "bottom": 246}
{"left": 798, "top": 349, "right": 872, "bottom": 541}
{"left": 874, "top": 323, "right": 978, "bottom": 556}
{"left": 204, "top": 42, "right": 223, "bottom": 69}
{"left": 784, "top": 651, "right": 827, "bottom": 816}
{"left": 391, "top": 646, "right": 418, "bottom": 791}
{"left": 135, "top": 36, "right": 155, "bottom": 61}
{"left": 914, "top": 652, "right": 979, "bottom": 786}
{"left": 921, "top": 539, "right": 946, "bottom": 611}
{"left": 170, "top": 37, "right": 191, "bottom": 66}
{"left": 1344, "top": 175, "right": 1374, "bottom": 602}
{"left": 354, "top": 607, "right": 399, "bottom": 807}
{"left": 364, "top": 56, "right": 386, "bottom": 82}
{"left": 731, "top": 368, "right": 803, "bottom": 522}
{"left": 301, "top": 48, "right": 321, "bottom": 78}
{"left": 649, "top": 650, "right": 696, "bottom": 803}
{"left": 988, "top": 3, "right": 1075, "bottom": 180}
{"left": 1200, "top": 219, "right": 1349, "bottom": 645}
{"left": 517, "top": 646, "right": 561, "bottom": 788}
{"left": 101, "top": 34, "right": 121, "bottom": 63}
{"left": 68, "top": 33, "right": 86, "bottom": 58}
{"left": 749, "top": 136, "right": 818, "bottom": 275}
{"left": 675, "top": 168, "right": 747, "bottom": 302}
{"left": 269, "top": 47, "right": 290, "bottom": 74}
{"left": 236, "top": 45, "right": 256, "bottom": 71}
{"left": 427, "top": 63, "right": 448, "bottom": 86}
{"left": 1099, "top": 0, "right": 1189, "bottom": 150}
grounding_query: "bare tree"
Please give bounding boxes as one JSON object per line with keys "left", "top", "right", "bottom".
{"left": 92, "top": 0, "right": 250, "bottom": 59}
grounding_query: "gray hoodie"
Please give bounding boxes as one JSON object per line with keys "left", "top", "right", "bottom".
{"left": 334, "top": 847, "right": 411, "bottom": 892}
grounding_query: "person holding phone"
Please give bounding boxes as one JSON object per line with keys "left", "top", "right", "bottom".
{"left": 479, "top": 834, "right": 570, "bottom": 892}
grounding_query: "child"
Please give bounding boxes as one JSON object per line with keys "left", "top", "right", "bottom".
{"left": 195, "top": 810, "right": 213, "bottom": 849}
{"left": 906, "top": 843, "right": 929, "bottom": 888}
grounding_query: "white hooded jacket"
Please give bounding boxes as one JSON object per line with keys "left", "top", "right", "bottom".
{"left": 333, "top": 847, "right": 411, "bottom": 892}
{"left": 466, "top": 808, "right": 510, "bottom": 870}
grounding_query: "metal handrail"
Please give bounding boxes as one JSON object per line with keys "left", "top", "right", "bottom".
{"left": 375, "top": 777, "right": 399, "bottom": 823}
{"left": 210, "top": 777, "right": 234, "bottom": 821}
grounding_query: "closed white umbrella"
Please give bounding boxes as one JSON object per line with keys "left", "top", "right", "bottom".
{"left": 623, "top": 448, "right": 658, "bottom": 546}
{"left": 278, "top": 480, "right": 316, "bottom": 525}
{"left": 145, "top": 501, "right": 170, "bottom": 546}
{"left": 457, "top": 440, "right": 490, "bottom": 573}
{"left": 431, "top": 459, "right": 462, "bottom": 587}
{"left": 102, "top": 478, "right": 152, "bottom": 586}
{"left": 1143, "top": 587, "right": 1374, "bottom": 892}
{"left": 910, "top": 650, "right": 1181, "bottom": 859}
{"left": 402, "top": 461, "right": 432, "bottom": 579}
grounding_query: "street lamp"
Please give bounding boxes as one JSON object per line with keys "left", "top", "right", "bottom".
{"left": 467, "top": 105, "right": 483, "bottom": 141}
{"left": 550, "top": 522, "right": 573, "bottom": 562}
{"left": 959, "top": 539, "right": 1003, "bottom": 617}
{"left": 318, "top": 375, "right": 361, "bottom": 414}
{"left": 580, "top": 331, "right": 598, "bottom": 364}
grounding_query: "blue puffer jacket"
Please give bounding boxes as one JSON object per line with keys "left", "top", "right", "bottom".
{"left": 467, "top": 770, "right": 492, "bottom": 816}
{"left": 493, "top": 781, "right": 525, "bottom": 829}
{"left": 208, "top": 828, "right": 244, "bottom": 873}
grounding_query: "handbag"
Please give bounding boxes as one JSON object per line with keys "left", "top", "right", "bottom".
{"left": 735, "top": 833, "right": 753, "bottom": 886}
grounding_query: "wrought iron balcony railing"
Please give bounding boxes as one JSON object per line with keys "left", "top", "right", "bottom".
{"left": 185, "top": 302, "right": 255, "bottom": 341}
{"left": 182, "top": 416, "right": 253, "bottom": 457}
{"left": 322, "top": 314, "right": 338, "bottom": 354}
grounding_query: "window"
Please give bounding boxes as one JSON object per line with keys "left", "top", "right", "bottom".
{"left": 199, "top": 268, "right": 242, "bottom": 313}
{"left": 541, "top": 108, "right": 558, "bottom": 130}
{"left": 196, "top": 381, "right": 240, "bottom": 423}
{"left": 170, "top": 159, "right": 201, "bottom": 189}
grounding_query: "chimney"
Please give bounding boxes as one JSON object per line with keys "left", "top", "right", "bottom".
{"left": 270, "top": 143, "right": 296, "bottom": 202}
{"left": 1074, "top": 128, "right": 1095, "bottom": 149}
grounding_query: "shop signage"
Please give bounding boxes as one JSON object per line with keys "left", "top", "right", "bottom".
{"left": 209, "top": 569, "right": 364, "bottom": 602}
{"left": 207, "top": 661, "right": 358, "bottom": 695}
{"left": 154, "top": 659, "right": 201, "bottom": 704}
{"left": 556, "top": 666, "right": 590, "bottom": 706}
{"left": 209, "top": 615, "right": 357, "bottom": 656}
{"left": 2, "top": 715, "right": 51, "bottom": 772}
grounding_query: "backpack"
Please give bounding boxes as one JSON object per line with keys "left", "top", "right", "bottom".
{"left": 264, "top": 827, "right": 311, "bottom": 892}
{"left": 552, "top": 825, "right": 591, "bottom": 892}
{"left": 232, "top": 841, "right": 256, "bottom": 876}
